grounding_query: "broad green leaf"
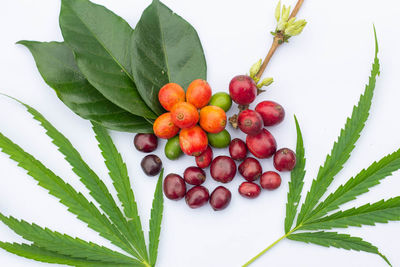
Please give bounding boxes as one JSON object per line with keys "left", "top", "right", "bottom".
{"left": 131, "top": 0, "right": 207, "bottom": 115}
{"left": 296, "top": 28, "right": 380, "bottom": 225}
{"left": 284, "top": 115, "right": 306, "bottom": 233}
{"left": 149, "top": 170, "right": 164, "bottom": 267}
{"left": 0, "top": 242, "right": 135, "bottom": 267}
{"left": 17, "top": 41, "right": 153, "bottom": 133}
{"left": 301, "top": 197, "right": 400, "bottom": 230}
{"left": 0, "top": 213, "right": 137, "bottom": 264}
{"left": 92, "top": 122, "right": 148, "bottom": 262}
{"left": 288, "top": 231, "right": 391, "bottom": 266}
{"left": 1, "top": 94, "right": 147, "bottom": 261}
{"left": 0, "top": 132, "right": 137, "bottom": 257}
{"left": 308, "top": 148, "right": 400, "bottom": 221}
{"left": 59, "top": 0, "right": 156, "bottom": 119}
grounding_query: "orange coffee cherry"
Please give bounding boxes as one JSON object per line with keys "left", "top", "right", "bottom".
{"left": 186, "top": 79, "right": 212, "bottom": 108}
{"left": 170, "top": 102, "right": 199, "bottom": 129}
{"left": 199, "top": 105, "right": 227, "bottom": 133}
{"left": 153, "top": 112, "right": 180, "bottom": 139}
{"left": 158, "top": 83, "right": 185, "bottom": 111}
{"left": 179, "top": 126, "right": 208, "bottom": 156}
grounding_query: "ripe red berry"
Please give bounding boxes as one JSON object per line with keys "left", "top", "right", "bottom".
{"left": 209, "top": 186, "right": 232, "bottom": 211}
{"left": 183, "top": 166, "right": 206, "bottom": 185}
{"left": 273, "top": 148, "right": 297, "bottom": 171}
{"left": 255, "top": 101, "right": 285, "bottom": 126}
{"left": 134, "top": 133, "right": 158, "bottom": 153}
{"left": 238, "top": 182, "right": 261, "bottom": 199}
{"left": 229, "top": 138, "right": 247, "bottom": 161}
{"left": 260, "top": 171, "right": 281, "bottom": 190}
{"left": 185, "top": 186, "right": 209, "bottom": 209}
{"left": 141, "top": 154, "right": 162, "bottom": 176}
{"left": 238, "top": 109, "right": 264, "bottom": 135}
{"left": 195, "top": 146, "right": 213, "bottom": 168}
{"left": 229, "top": 75, "right": 257, "bottom": 105}
{"left": 246, "top": 129, "right": 277, "bottom": 159}
{"left": 238, "top": 157, "right": 263, "bottom": 182}
{"left": 163, "top": 174, "right": 186, "bottom": 200}
{"left": 210, "top": 156, "right": 237, "bottom": 183}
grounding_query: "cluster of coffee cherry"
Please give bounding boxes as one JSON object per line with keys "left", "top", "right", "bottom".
{"left": 134, "top": 73, "right": 296, "bottom": 211}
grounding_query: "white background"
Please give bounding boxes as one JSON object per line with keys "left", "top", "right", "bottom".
{"left": 1, "top": 0, "right": 400, "bottom": 266}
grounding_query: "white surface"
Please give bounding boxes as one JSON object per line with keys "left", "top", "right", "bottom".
{"left": 1, "top": 0, "right": 400, "bottom": 266}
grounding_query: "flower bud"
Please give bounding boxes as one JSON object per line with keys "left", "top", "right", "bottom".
{"left": 275, "top": 0, "right": 281, "bottom": 22}
{"left": 285, "top": 19, "right": 307, "bottom": 36}
{"left": 257, "top": 77, "right": 274, "bottom": 88}
{"left": 250, "top": 59, "right": 262, "bottom": 78}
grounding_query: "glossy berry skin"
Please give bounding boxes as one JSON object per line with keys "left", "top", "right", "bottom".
{"left": 141, "top": 154, "right": 162, "bottom": 176}
{"left": 238, "top": 109, "right": 264, "bottom": 135}
{"left": 158, "top": 83, "right": 185, "bottom": 111}
{"left": 185, "top": 186, "right": 210, "bottom": 209}
{"left": 199, "top": 105, "right": 227, "bottom": 133}
{"left": 255, "top": 101, "right": 285, "bottom": 126}
{"left": 273, "top": 148, "right": 297, "bottom": 171}
{"left": 195, "top": 146, "right": 213, "bottom": 168}
{"left": 260, "top": 171, "right": 281, "bottom": 190}
{"left": 209, "top": 92, "right": 232, "bottom": 112}
{"left": 153, "top": 112, "right": 180, "bottom": 139}
{"left": 179, "top": 126, "right": 208, "bottom": 156}
{"left": 184, "top": 166, "right": 206, "bottom": 185}
{"left": 229, "top": 75, "right": 257, "bottom": 105}
{"left": 186, "top": 79, "right": 212, "bottom": 108}
{"left": 238, "top": 157, "right": 263, "bottom": 182}
{"left": 171, "top": 102, "right": 199, "bottom": 129}
{"left": 229, "top": 138, "right": 247, "bottom": 161}
{"left": 246, "top": 129, "right": 277, "bottom": 159}
{"left": 238, "top": 182, "right": 261, "bottom": 199}
{"left": 134, "top": 133, "right": 158, "bottom": 153}
{"left": 164, "top": 136, "right": 182, "bottom": 160}
{"left": 210, "top": 186, "right": 231, "bottom": 211}
{"left": 207, "top": 130, "right": 231, "bottom": 148}
{"left": 163, "top": 173, "right": 186, "bottom": 200}
{"left": 210, "top": 156, "right": 237, "bottom": 183}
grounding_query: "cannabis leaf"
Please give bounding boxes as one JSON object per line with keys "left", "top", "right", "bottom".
{"left": 244, "top": 28, "right": 400, "bottom": 267}
{"left": 0, "top": 96, "right": 164, "bottom": 267}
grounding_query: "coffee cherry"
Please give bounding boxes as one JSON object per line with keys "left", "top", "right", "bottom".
{"left": 210, "top": 156, "right": 236, "bottom": 183}
{"left": 238, "top": 182, "right": 261, "bottom": 199}
{"left": 246, "top": 129, "right": 277, "bottom": 159}
{"left": 209, "top": 92, "right": 232, "bottom": 112}
{"left": 195, "top": 146, "right": 213, "bottom": 168}
{"left": 229, "top": 138, "right": 248, "bottom": 161}
{"left": 238, "top": 109, "right": 264, "bottom": 135}
{"left": 209, "top": 186, "right": 231, "bottom": 211}
{"left": 185, "top": 186, "right": 210, "bottom": 209}
{"left": 141, "top": 154, "right": 162, "bottom": 176}
{"left": 255, "top": 100, "right": 285, "bottom": 126}
{"left": 134, "top": 133, "right": 158, "bottom": 153}
{"left": 238, "top": 157, "right": 263, "bottom": 182}
{"left": 260, "top": 171, "right": 281, "bottom": 190}
{"left": 164, "top": 135, "right": 182, "bottom": 160}
{"left": 153, "top": 112, "right": 180, "bottom": 139}
{"left": 171, "top": 102, "right": 199, "bottom": 129}
{"left": 207, "top": 129, "right": 231, "bottom": 148}
{"left": 273, "top": 148, "right": 296, "bottom": 171}
{"left": 163, "top": 174, "right": 186, "bottom": 200}
{"left": 229, "top": 75, "right": 257, "bottom": 105}
{"left": 199, "top": 105, "right": 227, "bottom": 133}
{"left": 186, "top": 79, "right": 212, "bottom": 109}
{"left": 179, "top": 126, "right": 208, "bottom": 156}
{"left": 184, "top": 166, "right": 206, "bottom": 185}
{"left": 158, "top": 83, "right": 185, "bottom": 111}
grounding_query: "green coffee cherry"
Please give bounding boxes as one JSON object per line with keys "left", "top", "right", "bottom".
{"left": 207, "top": 129, "right": 231, "bottom": 148}
{"left": 164, "top": 135, "right": 182, "bottom": 160}
{"left": 209, "top": 92, "right": 232, "bottom": 112}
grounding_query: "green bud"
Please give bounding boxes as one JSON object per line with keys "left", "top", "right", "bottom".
{"left": 250, "top": 59, "right": 262, "bottom": 78}
{"left": 257, "top": 77, "right": 274, "bottom": 88}
{"left": 275, "top": 0, "right": 281, "bottom": 22}
{"left": 277, "top": 5, "right": 291, "bottom": 31}
{"left": 285, "top": 19, "right": 307, "bottom": 36}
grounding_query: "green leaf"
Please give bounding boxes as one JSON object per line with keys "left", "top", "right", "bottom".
{"left": 131, "top": 0, "right": 207, "bottom": 115}
{"left": 296, "top": 28, "right": 380, "bottom": 225}
{"left": 0, "top": 94, "right": 148, "bottom": 262}
{"left": 0, "top": 213, "right": 137, "bottom": 264}
{"left": 308, "top": 148, "right": 400, "bottom": 221}
{"left": 0, "top": 242, "right": 136, "bottom": 267}
{"left": 0, "top": 132, "right": 137, "bottom": 257}
{"left": 92, "top": 122, "right": 148, "bottom": 262}
{"left": 284, "top": 116, "right": 306, "bottom": 233}
{"left": 17, "top": 41, "right": 153, "bottom": 133}
{"left": 301, "top": 197, "right": 400, "bottom": 230}
{"left": 59, "top": 0, "right": 156, "bottom": 119}
{"left": 288, "top": 231, "right": 391, "bottom": 266}
{"left": 148, "top": 170, "right": 164, "bottom": 267}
